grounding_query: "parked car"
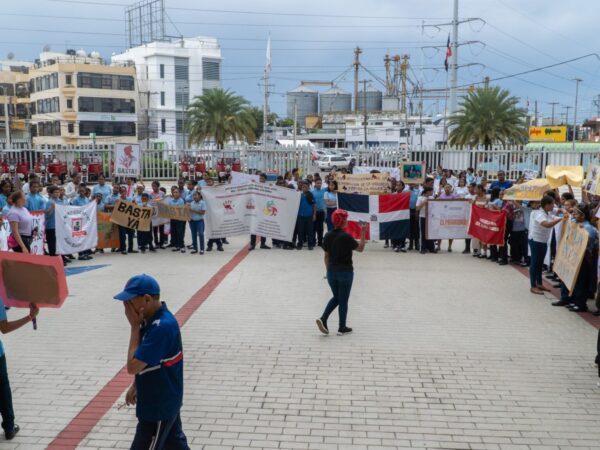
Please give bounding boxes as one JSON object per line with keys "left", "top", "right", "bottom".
{"left": 311, "top": 149, "right": 328, "bottom": 161}
{"left": 318, "top": 155, "right": 351, "bottom": 171}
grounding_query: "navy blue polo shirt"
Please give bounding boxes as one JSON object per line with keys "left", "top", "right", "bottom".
{"left": 134, "top": 303, "right": 184, "bottom": 422}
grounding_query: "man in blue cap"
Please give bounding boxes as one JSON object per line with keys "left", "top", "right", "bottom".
{"left": 114, "top": 274, "right": 189, "bottom": 450}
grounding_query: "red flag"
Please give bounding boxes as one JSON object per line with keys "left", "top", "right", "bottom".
{"left": 444, "top": 34, "right": 452, "bottom": 72}
{"left": 467, "top": 205, "right": 507, "bottom": 246}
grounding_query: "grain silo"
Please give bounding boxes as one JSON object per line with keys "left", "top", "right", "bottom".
{"left": 356, "top": 86, "right": 383, "bottom": 112}
{"left": 287, "top": 85, "right": 318, "bottom": 124}
{"left": 319, "top": 86, "right": 352, "bottom": 113}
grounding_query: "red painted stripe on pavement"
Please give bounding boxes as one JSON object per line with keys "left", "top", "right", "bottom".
{"left": 47, "top": 247, "right": 250, "bottom": 450}
{"left": 512, "top": 264, "right": 600, "bottom": 329}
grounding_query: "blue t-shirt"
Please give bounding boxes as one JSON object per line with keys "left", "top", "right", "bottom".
{"left": 168, "top": 197, "right": 185, "bottom": 207}
{"left": 583, "top": 221, "right": 599, "bottom": 252}
{"left": 134, "top": 303, "right": 183, "bottom": 422}
{"left": 409, "top": 188, "right": 420, "bottom": 209}
{"left": 490, "top": 180, "right": 513, "bottom": 191}
{"left": 298, "top": 192, "right": 315, "bottom": 217}
{"left": 0, "top": 298, "right": 6, "bottom": 357}
{"left": 324, "top": 191, "right": 337, "bottom": 209}
{"left": 184, "top": 190, "right": 195, "bottom": 204}
{"left": 105, "top": 194, "right": 120, "bottom": 206}
{"left": 0, "top": 194, "right": 6, "bottom": 211}
{"left": 45, "top": 198, "right": 57, "bottom": 230}
{"left": 70, "top": 196, "right": 90, "bottom": 206}
{"left": 190, "top": 200, "right": 206, "bottom": 221}
{"left": 26, "top": 193, "right": 48, "bottom": 212}
{"left": 91, "top": 184, "right": 112, "bottom": 203}
{"left": 311, "top": 187, "right": 327, "bottom": 211}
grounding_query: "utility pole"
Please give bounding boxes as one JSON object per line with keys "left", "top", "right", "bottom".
{"left": 448, "top": 0, "right": 459, "bottom": 115}
{"left": 593, "top": 94, "right": 600, "bottom": 116}
{"left": 548, "top": 102, "right": 559, "bottom": 126}
{"left": 400, "top": 55, "right": 409, "bottom": 114}
{"left": 563, "top": 106, "right": 572, "bottom": 126}
{"left": 140, "top": 90, "right": 158, "bottom": 150}
{"left": 293, "top": 100, "right": 297, "bottom": 151}
{"left": 572, "top": 78, "right": 582, "bottom": 152}
{"left": 533, "top": 100, "right": 538, "bottom": 127}
{"left": 362, "top": 79, "right": 368, "bottom": 150}
{"left": 263, "top": 70, "right": 269, "bottom": 151}
{"left": 353, "top": 46, "right": 362, "bottom": 113}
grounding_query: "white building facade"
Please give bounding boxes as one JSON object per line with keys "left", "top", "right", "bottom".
{"left": 112, "top": 37, "right": 222, "bottom": 150}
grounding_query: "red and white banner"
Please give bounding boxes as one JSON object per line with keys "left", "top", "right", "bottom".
{"left": 467, "top": 205, "right": 507, "bottom": 246}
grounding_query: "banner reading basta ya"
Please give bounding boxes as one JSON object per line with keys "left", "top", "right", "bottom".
{"left": 55, "top": 202, "right": 98, "bottom": 254}
{"left": 467, "top": 205, "right": 507, "bottom": 245}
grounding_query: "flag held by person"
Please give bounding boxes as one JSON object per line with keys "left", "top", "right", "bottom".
{"left": 55, "top": 202, "right": 98, "bottom": 254}
{"left": 337, "top": 192, "right": 410, "bottom": 241}
{"left": 467, "top": 204, "right": 507, "bottom": 246}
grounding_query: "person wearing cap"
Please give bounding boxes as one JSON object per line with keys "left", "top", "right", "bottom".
{"left": 316, "top": 209, "right": 367, "bottom": 336}
{"left": 115, "top": 274, "right": 189, "bottom": 450}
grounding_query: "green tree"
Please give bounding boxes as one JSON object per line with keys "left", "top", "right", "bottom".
{"left": 186, "top": 89, "right": 257, "bottom": 148}
{"left": 447, "top": 86, "right": 528, "bottom": 147}
{"left": 247, "top": 106, "right": 279, "bottom": 139}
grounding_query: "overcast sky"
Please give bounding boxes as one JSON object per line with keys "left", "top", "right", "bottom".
{"left": 3, "top": 0, "right": 600, "bottom": 120}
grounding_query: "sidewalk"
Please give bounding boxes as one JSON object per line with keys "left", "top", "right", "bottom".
{"left": 2, "top": 238, "right": 600, "bottom": 450}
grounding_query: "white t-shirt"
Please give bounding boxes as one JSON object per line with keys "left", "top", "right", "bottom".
{"left": 416, "top": 196, "right": 431, "bottom": 218}
{"left": 528, "top": 209, "right": 554, "bottom": 243}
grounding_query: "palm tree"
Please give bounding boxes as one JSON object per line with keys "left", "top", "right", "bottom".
{"left": 447, "top": 86, "right": 528, "bottom": 147}
{"left": 186, "top": 89, "right": 257, "bottom": 148}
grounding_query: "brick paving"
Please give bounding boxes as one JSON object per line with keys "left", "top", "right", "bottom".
{"left": 1, "top": 237, "right": 600, "bottom": 450}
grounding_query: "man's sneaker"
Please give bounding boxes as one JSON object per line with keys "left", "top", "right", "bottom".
{"left": 337, "top": 327, "right": 353, "bottom": 336}
{"left": 5, "top": 424, "right": 19, "bottom": 440}
{"left": 316, "top": 319, "right": 329, "bottom": 335}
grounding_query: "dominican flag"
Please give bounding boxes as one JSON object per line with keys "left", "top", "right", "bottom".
{"left": 444, "top": 33, "right": 452, "bottom": 72}
{"left": 338, "top": 192, "right": 410, "bottom": 240}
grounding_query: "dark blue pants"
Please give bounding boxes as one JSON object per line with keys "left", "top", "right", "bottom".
{"left": 170, "top": 220, "right": 185, "bottom": 249}
{"left": 190, "top": 220, "right": 205, "bottom": 251}
{"left": 321, "top": 271, "right": 354, "bottom": 329}
{"left": 130, "top": 413, "right": 189, "bottom": 450}
{"left": 0, "top": 355, "right": 15, "bottom": 434}
{"left": 326, "top": 208, "right": 336, "bottom": 232}
{"left": 529, "top": 239, "right": 547, "bottom": 288}
{"left": 118, "top": 226, "right": 135, "bottom": 252}
{"left": 314, "top": 210, "right": 325, "bottom": 245}
{"left": 297, "top": 216, "right": 315, "bottom": 248}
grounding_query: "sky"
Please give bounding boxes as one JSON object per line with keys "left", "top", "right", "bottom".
{"left": 3, "top": 0, "right": 600, "bottom": 122}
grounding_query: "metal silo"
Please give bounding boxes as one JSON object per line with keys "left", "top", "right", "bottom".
{"left": 320, "top": 86, "right": 352, "bottom": 113}
{"left": 356, "top": 86, "right": 383, "bottom": 112}
{"left": 287, "top": 85, "right": 318, "bottom": 125}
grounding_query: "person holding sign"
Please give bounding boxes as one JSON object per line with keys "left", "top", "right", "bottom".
{"left": 316, "top": 209, "right": 367, "bottom": 336}
{"left": 168, "top": 188, "right": 186, "bottom": 253}
{"left": 528, "top": 195, "right": 566, "bottom": 295}
{"left": 117, "top": 186, "right": 137, "bottom": 255}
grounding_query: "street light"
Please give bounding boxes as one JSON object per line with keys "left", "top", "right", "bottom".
{"left": 572, "top": 78, "right": 582, "bottom": 152}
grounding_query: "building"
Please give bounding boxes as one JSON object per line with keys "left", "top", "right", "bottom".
{"left": 0, "top": 58, "right": 34, "bottom": 144}
{"left": 28, "top": 50, "right": 138, "bottom": 147}
{"left": 112, "top": 36, "right": 222, "bottom": 150}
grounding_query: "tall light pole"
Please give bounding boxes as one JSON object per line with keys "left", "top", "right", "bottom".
{"left": 548, "top": 102, "right": 559, "bottom": 126}
{"left": 448, "top": 0, "right": 459, "bottom": 115}
{"left": 572, "top": 78, "right": 582, "bottom": 152}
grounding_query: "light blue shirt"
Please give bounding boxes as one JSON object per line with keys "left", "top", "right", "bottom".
{"left": 168, "top": 197, "right": 185, "bottom": 207}
{"left": 184, "top": 190, "right": 195, "bottom": 204}
{"left": 0, "top": 298, "right": 6, "bottom": 357}
{"left": 70, "top": 196, "right": 90, "bottom": 206}
{"left": 324, "top": 191, "right": 337, "bottom": 209}
{"left": 133, "top": 194, "right": 144, "bottom": 205}
{"left": 105, "top": 193, "right": 120, "bottom": 206}
{"left": 91, "top": 184, "right": 112, "bottom": 202}
{"left": 0, "top": 194, "right": 6, "bottom": 211}
{"left": 190, "top": 200, "right": 206, "bottom": 221}
{"left": 311, "top": 186, "right": 327, "bottom": 211}
{"left": 45, "top": 198, "right": 57, "bottom": 229}
{"left": 583, "top": 221, "right": 599, "bottom": 253}
{"left": 26, "top": 193, "right": 48, "bottom": 212}
{"left": 409, "top": 188, "right": 420, "bottom": 209}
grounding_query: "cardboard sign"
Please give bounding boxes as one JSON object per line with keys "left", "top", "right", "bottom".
{"left": 96, "top": 212, "right": 120, "bottom": 249}
{"left": 545, "top": 165, "right": 584, "bottom": 188}
{"left": 110, "top": 199, "right": 152, "bottom": 231}
{"left": 114, "top": 143, "right": 141, "bottom": 177}
{"left": 554, "top": 220, "right": 589, "bottom": 293}
{"left": 352, "top": 166, "right": 401, "bottom": 181}
{"left": 502, "top": 179, "right": 550, "bottom": 201}
{"left": 334, "top": 172, "right": 390, "bottom": 195}
{"left": 399, "top": 161, "right": 425, "bottom": 184}
{"left": 467, "top": 205, "right": 507, "bottom": 245}
{"left": 426, "top": 199, "right": 471, "bottom": 240}
{"left": 584, "top": 165, "right": 600, "bottom": 195}
{"left": 0, "top": 252, "right": 68, "bottom": 308}
{"left": 156, "top": 201, "right": 192, "bottom": 221}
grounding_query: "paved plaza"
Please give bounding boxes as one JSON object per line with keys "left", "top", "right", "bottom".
{"left": 2, "top": 237, "right": 600, "bottom": 450}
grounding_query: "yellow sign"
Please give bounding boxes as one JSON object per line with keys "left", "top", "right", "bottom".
{"left": 545, "top": 165, "right": 584, "bottom": 188}
{"left": 528, "top": 126, "right": 567, "bottom": 142}
{"left": 502, "top": 179, "right": 550, "bottom": 201}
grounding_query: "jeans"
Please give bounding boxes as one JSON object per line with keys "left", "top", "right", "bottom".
{"left": 314, "top": 210, "right": 325, "bottom": 245}
{"left": 409, "top": 209, "right": 420, "bottom": 249}
{"left": 326, "top": 207, "right": 336, "bottom": 232}
{"left": 528, "top": 239, "right": 547, "bottom": 288}
{"left": 509, "top": 230, "right": 527, "bottom": 262}
{"left": 130, "top": 413, "right": 189, "bottom": 450}
{"left": 321, "top": 271, "right": 354, "bottom": 329}
{"left": 190, "top": 220, "right": 205, "bottom": 251}
{"left": 118, "top": 226, "right": 135, "bottom": 252}
{"left": 46, "top": 228, "right": 57, "bottom": 256}
{"left": 170, "top": 220, "right": 185, "bottom": 249}
{"left": 153, "top": 224, "right": 166, "bottom": 247}
{"left": 296, "top": 216, "right": 315, "bottom": 248}
{"left": 0, "top": 355, "right": 15, "bottom": 434}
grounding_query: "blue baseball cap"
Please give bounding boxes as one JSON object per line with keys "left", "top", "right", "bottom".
{"left": 113, "top": 274, "right": 160, "bottom": 301}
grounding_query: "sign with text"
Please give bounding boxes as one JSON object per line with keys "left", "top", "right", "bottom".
{"left": 426, "top": 199, "right": 471, "bottom": 240}
{"left": 554, "top": 220, "right": 589, "bottom": 293}
{"left": 202, "top": 183, "right": 301, "bottom": 241}
{"left": 156, "top": 201, "right": 192, "bottom": 221}
{"left": 231, "top": 171, "right": 260, "bottom": 185}
{"left": 502, "top": 179, "right": 550, "bottom": 201}
{"left": 96, "top": 212, "right": 120, "bottom": 249}
{"left": 528, "top": 126, "right": 567, "bottom": 142}
{"left": 352, "top": 166, "right": 401, "bottom": 181}
{"left": 55, "top": 202, "right": 98, "bottom": 254}
{"left": 30, "top": 212, "right": 46, "bottom": 255}
{"left": 334, "top": 172, "right": 390, "bottom": 195}
{"left": 110, "top": 199, "right": 152, "bottom": 231}
{"left": 114, "top": 143, "right": 141, "bottom": 177}
{"left": 467, "top": 205, "right": 507, "bottom": 246}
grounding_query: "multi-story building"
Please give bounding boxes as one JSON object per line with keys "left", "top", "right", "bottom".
{"left": 0, "top": 58, "right": 35, "bottom": 144}
{"left": 112, "top": 36, "right": 222, "bottom": 149}
{"left": 29, "top": 50, "right": 138, "bottom": 147}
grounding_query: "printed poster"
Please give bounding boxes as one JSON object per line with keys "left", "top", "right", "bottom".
{"left": 55, "top": 202, "right": 98, "bottom": 255}
{"left": 334, "top": 172, "right": 390, "bottom": 195}
{"left": 352, "top": 166, "right": 401, "bottom": 181}
{"left": 114, "top": 143, "right": 141, "bottom": 177}
{"left": 426, "top": 199, "right": 471, "bottom": 240}
{"left": 30, "top": 212, "right": 46, "bottom": 255}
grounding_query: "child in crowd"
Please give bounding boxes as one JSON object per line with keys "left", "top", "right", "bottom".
{"left": 137, "top": 193, "right": 156, "bottom": 254}
{"left": 168, "top": 188, "right": 186, "bottom": 253}
{"left": 189, "top": 191, "right": 206, "bottom": 254}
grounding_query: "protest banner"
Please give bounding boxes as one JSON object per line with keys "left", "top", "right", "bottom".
{"left": 231, "top": 171, "right": 260, "bottom": 185}
{"left": 545, "top": 165, "right": 584, "bottom": 188}
{"left": 55, "top": 202, "right": 98, "bottom": 254}
{"left": 334, "top": 172, "right": 390, "bottom": 195}
{"left": 0, "top": 219, "right": 9, "bottom": 251}
{"left": 352, "top": 166, "right": 401, "bottom": 181}
{"left": 114, "top": 143, "right": 141, "bottom": 177}
{"left": 399, "top": 161, "right": 425, "bottom": 184}
{"left": 30, "top": 212, "right": 46, "bottom": 255}
{"left": 554, "top": 219, "right": 589, "bottom": 294}
{"left": 0, "top": 251, "right": 68, "bottom": 309}
{"left": 202, "top": 183, "right": 301, "bottom": 241}
{"left": 426, "top": 199, "right": 471, "bottom": 240}
{"left": 467, "top": 205, "right": 507, "bottom": 245}
{"left": 156, "top": 201, "right": 192, "bottom": 221}
{"left": 110, "top": 199, "right": 152, "bottom": 231}
{"left": 502, "top": 179, "right": 550, "bottom": 201}
{"left": 584, "top": 165, "right": 600, "bottom": 195}
{"left": 97, "top": 212, "right": 120, "bottom": 249}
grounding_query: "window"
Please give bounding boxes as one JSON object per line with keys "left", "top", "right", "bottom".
{"left": 174, "top": 58, "right": 189, "bottom": 80}
{"left": 374, "top": 121, "right": 383, "bottom": 125}
{"left": 65, "top": 74, "right": 72, "bottom": 85}
{"left": 77, "top": 73, "right": 135, "bottom": 91}
{"left": 159, "top": 64, "right": 165, "bottom": 79}
{"left": 66, "top": 98, "right": 73, "bottom": 109}
{"left": 79, "top": 121, "right": 136, "bottom": 136}
{"left": 160, "top": 91, "right": 165, "bottom": 106}
{"left": 78, "top": 97, "right": 135, "bottom": 113}
{"left": 161, "top": 118, "right": 166, "bottom": 133}
{"left": 202, "top": 59, "right": 220, "bottom": 81}
{"left": 68, "top": 123, "right": 74, "bottom": 133}
{"left": 102, "top": 74, "right": 113, "bottom": 89}
{"left": 37, "top": 120, "right": 62, "bottom": 136}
